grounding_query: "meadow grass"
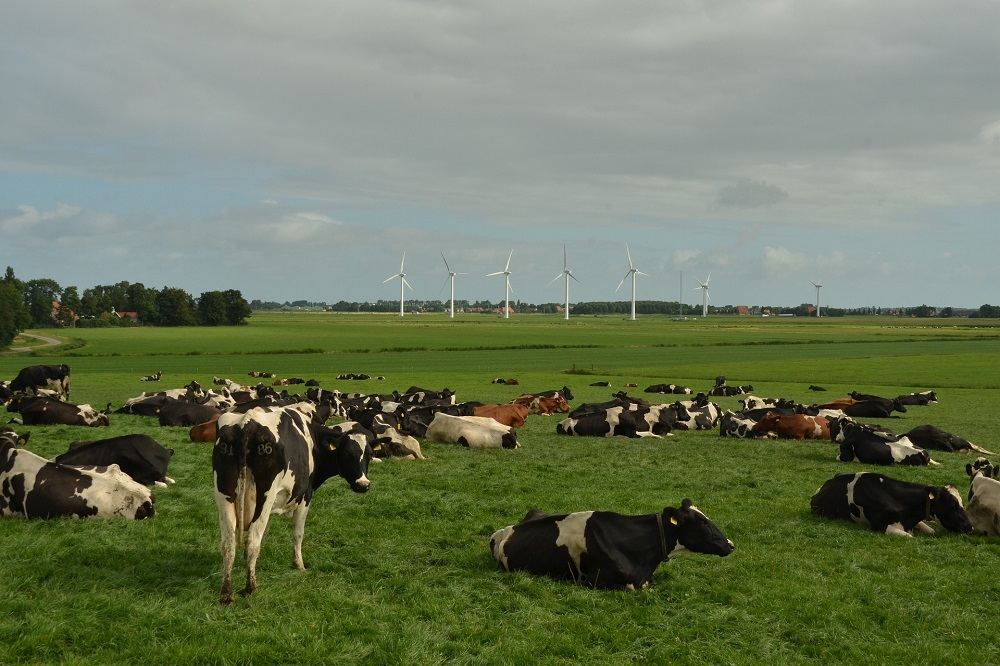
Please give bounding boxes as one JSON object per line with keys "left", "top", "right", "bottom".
{"left": 1, "top": 314, "right": 1000, "bottom": 665}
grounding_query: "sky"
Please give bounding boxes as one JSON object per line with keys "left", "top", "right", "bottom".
{"left": 2, "top": 1, "right": 999, "bottom": 311}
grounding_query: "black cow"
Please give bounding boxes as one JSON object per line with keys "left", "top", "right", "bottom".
{"left": 9, "top": 364, "right": 71, "bottom": 398}
{"left": 8, "top": 396, "right": 109, "bottom": 427}
{"left": 489, "top": 500, "right": 734, "bottom": 590}
{"left": 902, "top": 424, "right": 994, "bottom": 455}
{"left": 808, "top": 385, "right": 828, "bottom": 391}
{"left": 213, "top": 405, "right": 374, "bottom": 604}
{"left": 810, "top": 472, "right": 971, "bottom": 536}
{"left": 156, "top": 401, "right": 222, "bottom": 427}
{"left": 55, "top": 435, "right": 174, "bottom": 487}
{"left": 843, "top": 399, "right": 906, "bottom": 419}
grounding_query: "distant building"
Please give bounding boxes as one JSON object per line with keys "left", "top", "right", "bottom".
{"left": 735, "top": 305, "right": 750, "bottom": 316}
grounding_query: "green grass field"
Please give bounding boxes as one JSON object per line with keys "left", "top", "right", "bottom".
{"left": 2, "top": 313, "right": 1000, "bottom": 665}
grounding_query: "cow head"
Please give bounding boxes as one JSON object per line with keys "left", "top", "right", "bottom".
{"left": 313, "top": 425, "right": 374, "bottom": 494}
{"left": 890, "top": 398, "right": 908, "bottom": 414}
{"left": 664, "top": 499, "right": 735, "bottom": 558}
{"left": 967, "top": 457, "right": 999, "bottom": 481}
{"left": 929, "top": 485, "right": 972, "bottom": 534}
{"left": 560, "top": 386, "right": 574, "bottom": 401}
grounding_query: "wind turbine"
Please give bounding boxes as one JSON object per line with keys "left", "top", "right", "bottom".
{"left": 811, "top": 280, "right": 822, "bottom": 317}
{"left": 548, "top": 244, "right": 580, "bottom": 320}
{"left": 440, "top": 253, "right": 467, "bottom": 319}
{"left": 694, "top": 273, "right": 711, "bottom": 317}
{"left": 615, "top": 244, "right": 647, "bottom": 320}
{"left": 382, "top": 252, "right": 412, "bottom": 317}
{"left": 487, "top": 249, "right": 514, "bottom": 319}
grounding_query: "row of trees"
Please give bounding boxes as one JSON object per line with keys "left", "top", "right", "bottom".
{"left": 0, "top": 267, "right": 252, "bottom": 348}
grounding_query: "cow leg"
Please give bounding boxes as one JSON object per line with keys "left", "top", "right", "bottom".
{"left": 914, "top": 521, "right": 936, "bottom": 535}
{"left": 884, "top": 522, "right": 915, "bottom": 537}
{"left": 216, "top": 496, "right": 238, "bottom": 604}
{"left": 243, "top": 515, "right": 271, "bottom": 597}
{"left": 290, "top": 504, "right": 310, "bottom": 570}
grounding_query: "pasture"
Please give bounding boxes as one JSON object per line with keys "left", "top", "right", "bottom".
{"left": 2, "top": 313, "right": 1000, "bottom": 665}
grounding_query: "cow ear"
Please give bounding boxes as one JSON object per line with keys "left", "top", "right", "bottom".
{"left": 665, "top": 507, "right": 681, "bottom": 525}
{"left": 928, "top": 491, "right": 935, "bottom": 500}
{"left": 680, "top": 498, "right": 693, "bottom": 510}
{"left": 373, "top": 444, "right": 382, "bottom": 452}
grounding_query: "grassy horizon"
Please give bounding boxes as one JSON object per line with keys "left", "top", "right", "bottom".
{"left": 2, "top": 314, "right": 1000, "bottom": 664}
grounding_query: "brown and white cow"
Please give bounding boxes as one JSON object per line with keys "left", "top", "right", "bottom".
{"left": 0, "top": 428, "right": 154, "bottom": 520}
{"left": 472, "top": 403, "right": 530, "bottom": 428}
{"left": 511, "top": 394, "right": 570, "bottom": 416}
{"left": 752, "top": 412, "right": 830, "bottom": 440}
{"left": 212, "top": 405, "right": 373, "bottom": 604}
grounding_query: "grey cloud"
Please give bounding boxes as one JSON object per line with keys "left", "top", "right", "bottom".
{"left": 717, "top": 180, "right": 789, "bottom": 209}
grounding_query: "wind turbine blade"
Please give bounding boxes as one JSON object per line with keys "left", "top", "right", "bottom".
{"left": 616, "top": 273, "right": 630, "bottom": 292}
{"left": 487, "top": 270, "right": 503, "bottom": 277}
{"left": 383, "top": 274, "right": 398, "bottom": 284}
{"left": 705, "top": 272, "right": 711, "bottom": 284}
{"left": 440, "top": 275, "right": 451, "bottom": 292}
{"left": 548, "top": 274, "right": 563, "bottom": 286}
{"left": 400, "top": 253, "right": 406, "bottom": 273}
{"left": 636, "top": 271, "right": 648, "bottom": 277}
{"left": 507, "top": 279, "right": 514, "bottom": 295}
{"left": 626, "top": 244, "right": 634, "bottom": 269}
{"left": 504, "top": 249, "right": 513, "bottom": 272}
{"left": 570, "top": 273, "right": 581, "bottom": 284}
{"left": 402, "top": 277, "right": 413, "bottom": 291}
{"left": 563, "top": 244, "right": 568, "bottom": 270}
{"left": 441, "top": 252, "right": 451, "bottom": 272}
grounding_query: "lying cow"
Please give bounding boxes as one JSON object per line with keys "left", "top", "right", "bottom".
{"left": 511, "top": 393, "right": 570, "bottom": 416}
{"left": 140, "top": 371, "right": 162, "bottom": 382}
{"left": 719, "top": 411, "right": 775, "bottom": 439}
{"left": 0, "top": 428, "right": 155, "bottom": 520}
{"left": 489, "top": 499, "right": 734, "bottom": 590}
{"left": 966, "top": 458, "right": 1000, "bottom": 536}
{"left": 896, "top": 390, "right": 938, "bottom": 406}
{"left": 829, "top": 417, "right": 935, "bottom": 466}
{"left": 556, "top": 407, "right": 649, "bottom": 438}
{"left": 643, "top": 383, "right": 692, "bottom": 395}
{"left": 752, "top": 412, "right": 830, "bottom": 440}
{"left": 213, "top": 405, "right": 373, "bottom": 604}
{"left": 424, "top": 413, "right": 519, "bottom": 449}
{"left": 472, "top": 403, "right": 530, "bottom": 428}
{"left": 55, "top": 435, "right": 175, "bottom": 487}
{"left": 902, "top": 424, "right": 994, "bottom": 455}
{"left": 7, "top": 395, "right": 109, "bottom": 427}
{"left": 810, "top": 472, "right": 971, "bottom": 536}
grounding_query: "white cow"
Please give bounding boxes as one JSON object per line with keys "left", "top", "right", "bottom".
{"left": 425, "top": 413, "right": 519, "bottom": 449}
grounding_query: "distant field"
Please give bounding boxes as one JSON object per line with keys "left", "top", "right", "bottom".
{"left": 2, "top": 314, "right": 1000, "bottom": 664}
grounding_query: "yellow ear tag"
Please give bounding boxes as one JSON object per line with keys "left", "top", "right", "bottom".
{"left": 328, "top": 444, "right": 337, "bottom": 451}
{"left": 928, "top": 492, "right": 935, "bottom": 500}
{"left": 670, "top": 517, "right": 678, "bottom": 526}
{"left": 374, "top": 444, "right": 382, "bottom": 451}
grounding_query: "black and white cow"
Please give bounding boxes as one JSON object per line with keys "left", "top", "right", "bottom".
{"left": 212, "top": 404, "right": 374, "bottom": 604}
{"left": 846, "top": 393, "right": 907, "bottom": 417}
{"left": 674, "top": 397, "right": 722, "bottom": 430}
{"left": 966, "top": 458, "right": 1000, "bottom": 536}
{"left": 9, "top": 364, "right": 71, "bottom": 398}
{"left": 140, "top": 371, "right": 162, "bottom": 382}
{"left": 829, "top": 416, "right": 935, "bottom": 466}
{"left": 7, "top": 395, "right": 109, "bottom": 427}
{"left": 719, "top": 411, "right": 775, "bottom": 439}
{"left": 0, "top": 427, "right": 155, "bottom": 520}
{"left": 156, "top": 401, "right": 222, "bottom": 428}
{"left": 895, "top": 391, "right": 938, "bottom": 406}
{"left": 557, "top": 407, "right": 647, "bottom": 438}
{"left": 55, "top": 435, "right": 175, "bottom": 487}
{"left": 424, "top": 413, "right": 519, "bottom": 449}
{"left": 489, "top": 500, "right": 734, "bottom": 590}
{"left": 810, "top": 472, "right": 971, "bottom": 536}
{"left": 643, "top": 383, "right": 692, "bottom": 395}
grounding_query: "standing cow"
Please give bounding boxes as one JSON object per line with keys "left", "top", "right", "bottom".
{"left": 212, "top": 405, "right": 373, "bottom": 604}
{"left": 8, "top": 364, "right": 71, "bottom": 398}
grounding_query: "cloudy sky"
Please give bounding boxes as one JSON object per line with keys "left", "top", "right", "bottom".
{"left": 3, "top": 1, "right": 999, "bottom": 310}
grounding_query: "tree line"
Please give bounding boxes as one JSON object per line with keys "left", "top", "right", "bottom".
{"left": 0, "top": 266, "right": 252, "bottom": 349}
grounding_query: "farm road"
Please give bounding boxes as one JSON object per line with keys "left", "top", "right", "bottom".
{"left": 3, "top": 333, "right": 62, "bottom": 354}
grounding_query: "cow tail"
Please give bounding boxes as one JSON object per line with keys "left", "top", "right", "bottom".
{"left": 234, "top": 429, "right": 251, "bottom": 549}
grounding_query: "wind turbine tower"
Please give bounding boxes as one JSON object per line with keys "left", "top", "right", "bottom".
{"left": 441, "top": 253, "right": 467, "bottom": 319}
{"left": 694, "top": 273, "right": 711, "bottom": 317}
{"left": 811, "top": 280, "right": 822, "bottom": 317}
{"left": 615, "top": 244, "right": 647, "bottom": 320}
{"left": 382, "top": 253, "right": 412, "bottom": 317}
{"left": 548, "top": 244, "right": 580, "bottom": 320}
{"left": 487, "top": 250, "right": 515, "bottom": 319}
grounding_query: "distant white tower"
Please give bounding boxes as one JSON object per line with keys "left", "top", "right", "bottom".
{"left": 487, "top": 250, "right": 515, "bottom": 319}
{"left": 615, "top": 244, "right": 647, "bottom": 321}
{"left": 549, "top": 245, "right": 580, "bottom": 320}
{"left": 382, "top": 253, "right": 411, "bottom": 317}
{"left": 694, "top": 273, "right": 711, "bottom": 317}
{"left": 811, "top": 280, "right": 822, "bottom": 317}
{"left": 441, "top": 253, "right": 467, "bottom": 319}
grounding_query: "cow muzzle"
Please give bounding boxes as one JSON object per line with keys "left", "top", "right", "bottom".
{"left": 351, "top": 476, "right": 371, "bottom": 493}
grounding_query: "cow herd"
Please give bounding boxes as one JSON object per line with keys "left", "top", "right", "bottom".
{"left": 2, "top": 363, "right": 998, "bottom": 601}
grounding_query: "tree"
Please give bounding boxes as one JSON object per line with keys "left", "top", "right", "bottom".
{"left": 223, "top": 289, "right": 252, "bottom": 325}
{"left": 23, "top": 278, "right": 62, "bottom": 327}
{"left": 58, "top": 286, "right": 82, "bottom": 327}
{"left": 126, "top": 283, "right": 159, "bottom": 324}
{"left": 155, "top": 288, "right": 196, "bottom": 326}
{"left": 197, "top": 291, "right": 228, "bottom": 326}
{"left": 0, "top": 280, "right": 31, "bottom": 348}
